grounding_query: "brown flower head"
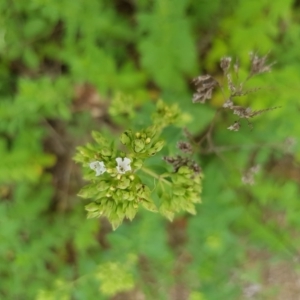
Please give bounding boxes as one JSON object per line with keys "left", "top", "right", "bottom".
{"left": 232, "top": 106, "right": 253, "bottom": 119}
{"left": 232, "top": 105, "right": 281, "bottom": 119}
{"left": 220, "top": 56, "right": 232, "bottom": 73}
{"left": 223, "top": 98, "right": 234, "bottom": 108}
{"left": 163, "top": 155, "right": 201, "bottom": 175}
{"left": 249, "top": 52, "right": 275, "bottom": 76}
{"left": 177, "top": 141, "right": 193, "bottom": 154}
{"left": 192, "top": 75, "right": 219, "bottom": 104}
{"left": 227, "top": 121, "right": 240, "bottom": 131}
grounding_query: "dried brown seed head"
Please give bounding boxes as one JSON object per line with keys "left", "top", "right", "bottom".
{"left": 192, "top": 75, "right": 219, "bottom": 104}
{"left": 220, "top": 56, "right": 232, "bottom": 73}
{"left": 227, "top": 121, "right": 240, "bottom": 131}
{"left": 249, "top": 52, "right": 275, "bottom": 76}
{"left": 177, "top": 141, "right": 193, "bottom": 154}
{"left": 223, "top": 99, "right": 234, "bottom": 108}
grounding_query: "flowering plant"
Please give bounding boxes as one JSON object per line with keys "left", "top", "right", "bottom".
{"left": 74, "top": 100, "right": 203, "bottom": 229}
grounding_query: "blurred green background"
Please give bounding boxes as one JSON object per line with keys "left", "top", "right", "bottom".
{"left": 1, "top": 0, "right": 300, "bottom": 299}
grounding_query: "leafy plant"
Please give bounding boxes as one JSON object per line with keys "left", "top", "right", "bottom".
{"left": 74, "top": 100, "right": 202, "bottom": 229}
{"left": 1, "top": 0, "right": 300, "bottom": 299}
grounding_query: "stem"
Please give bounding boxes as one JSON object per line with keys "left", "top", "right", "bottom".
{"left": 140, "top": 167, "right": 172, "bottom": 186}
{"left": 197, "top": 108, "right": 221, "bottom": 149}
{"left": 219, "top": 83, "right": 227, "bottom": 101}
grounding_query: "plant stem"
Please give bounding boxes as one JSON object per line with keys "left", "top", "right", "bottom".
{"left": 140, "top": 167, "right": 172, "bottom": 186}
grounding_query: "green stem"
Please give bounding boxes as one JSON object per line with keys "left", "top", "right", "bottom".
{"left": 140, "top": 167, "right": 172, "bottom": 186}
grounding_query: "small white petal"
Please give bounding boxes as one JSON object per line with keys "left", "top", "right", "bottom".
{"left": 89, "top": 161, "right": 99, "bottom": 170}
{"left": 116, "top": 157, "right": 132, "bottom": 174}
{"left": 116, "top": 157, "right": 123, "bottom": 165}
{"left": 89, "top": 161, "right": 106, "bottom": 176}
{"left": 123, "top": 157, "right": 131, "bottom": 165}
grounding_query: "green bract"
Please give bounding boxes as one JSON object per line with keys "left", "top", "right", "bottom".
{"left": 74, "top": 101, "right": 203, "bottom": 229}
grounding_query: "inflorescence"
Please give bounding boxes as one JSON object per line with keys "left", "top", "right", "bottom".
{"left": 192, "top": 52, "right": 280, "bottom": 131}
{"left": 75, "top": 100, "right": 203, "bottom": 229}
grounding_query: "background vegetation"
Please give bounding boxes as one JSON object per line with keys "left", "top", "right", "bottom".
{"left": 1, "top": 0, "right": 300, "bottom": 299}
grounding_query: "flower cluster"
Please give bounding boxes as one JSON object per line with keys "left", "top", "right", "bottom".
{"left": 227, "top": 121, "right": 240, "bottom": 132}
{"left": 159, "top": 166, "right": 203, "bottom": 220}
{"left": 192, "top": 75, "right": 219, "bottom": 104}
{"left": 192, "top": 53, "right": 280, "bottom": 131}
{"left": 89, "top": 158, "right": 131, "bottom": 176}
{"left": 225, "top": 105, "right": 281, "bottom": 130}
{"left": 163, "top": 155, "right": 201, "bottom": 175}
{"left": 249, "top": 52, "right": 275, "bottom": 77}
{"left": 74, "top": 100, "right": 203, "bottom": 230}
{"left": 120, "top": 126, "right": 164, "bottom": 158}
{"left": 220, "top": 56, "right": 232, "bottom": 73}
{"left": 177, "top": 141, "right": 193, "bottom": 154}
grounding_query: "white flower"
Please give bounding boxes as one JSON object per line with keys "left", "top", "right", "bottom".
{"left": 116, "top": 157, "right": 131, "bottom": 174}
{"left": 89, "top": 161, "right": 106, "bottom": 176}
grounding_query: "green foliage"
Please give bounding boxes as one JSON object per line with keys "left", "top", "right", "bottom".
{"left": 36, "top": 255, "right": 137, "bottom": 299}
{"left": 96, "top": 255, "right": 136, "bottom": 296}
{"left": 1, "top": 0, "right": 300, "bottom": 299}
{"left": 137, "top": 0, "right": 197, "bottom": 90}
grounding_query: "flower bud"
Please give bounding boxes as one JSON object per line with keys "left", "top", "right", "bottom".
{"left": 133, "top": 159, "right": 143, "bottom": 169}
{"left": 117, "top": 178, "right": 130, "bottom": 190}
{"left": 120, "top": 131, "right": 131, "bottom": 145}
{"left": 85, "top": 202, "right": 99, "bottom": 212}
{"left": 152, "top": 140, "right": 164, "bottom": 152}
{"left": 134, "top": 139, "right": 145, "bottom": 152}
{"left": 101, "top": 148, "right": 112, "bottom": 156}
{"left": 91, "top": 131, "right": 107, "bottom": 145}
